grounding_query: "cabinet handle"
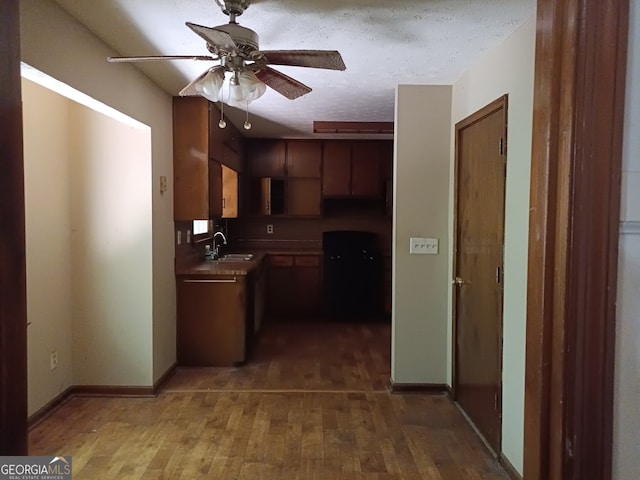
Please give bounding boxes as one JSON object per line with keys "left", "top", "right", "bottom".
{"left": 184, "top": 278, "right": 237, "bottom": 283}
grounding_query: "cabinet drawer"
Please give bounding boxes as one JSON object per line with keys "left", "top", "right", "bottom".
{"left": 294, "top": 255, "right": 320, "bottom": 267}
{"left": 269, "top": 255, "right": 294, "bottom": 267}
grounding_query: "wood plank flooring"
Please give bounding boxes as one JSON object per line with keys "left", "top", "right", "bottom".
{"left": 29, "top": 319, "right": 510, "bottom": 479}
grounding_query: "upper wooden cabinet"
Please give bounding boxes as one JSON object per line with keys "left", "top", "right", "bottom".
{"left": 322, "top": 141, "right": 351, "bottom": 196}
{"left": 221, "top": 164, "right": 238, "bottom": 218}
{"left": 322, "top": 140, "right": 391, "bottom": 198}
{"left": 173, "top": 97, "right": 245, "bottom": 220}
{"left": 173, "top": 97, "right": 210, "bottom": 220}
{"left": 248, "top": 140, "right": 286, "bottom": 177}
{"left": 286, "top": 141, "right": 322, "bottom": 178}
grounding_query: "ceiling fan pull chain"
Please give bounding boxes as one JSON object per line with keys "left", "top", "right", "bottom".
{"left": 244, "top": 103, "right": 252, "bottom": 130}
{"left": 218, "top": 94, "right": 227, "bottom": 129}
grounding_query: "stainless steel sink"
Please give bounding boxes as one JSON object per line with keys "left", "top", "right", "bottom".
{"left": 217, "top": 253, "right": 254, "bottom": 261}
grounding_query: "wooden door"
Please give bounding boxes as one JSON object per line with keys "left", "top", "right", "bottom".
{"left": 453, "top": 96, "right": 507, "bottom": 455}
{"left": 322, "top": 141, "right": 351, "bottom": 196}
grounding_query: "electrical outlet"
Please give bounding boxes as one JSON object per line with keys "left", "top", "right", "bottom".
{"left": 266, "top": 224, "right": 274, "bottom": 234}
{"left": 409, "top": 237, "right": 439, "bottom": 254}
{"left": 177, "top": 230, "right": 182, "bottom": 245}
{"left": 186, "top": 230, "right": 191, "bottom": 243}
{"left": 50, "top": 351, "right": 58, "bottom": 371}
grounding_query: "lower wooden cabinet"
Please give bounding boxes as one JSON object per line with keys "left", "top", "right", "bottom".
{"left": 266, "top": 254, "right": 322, "bottom": 318}
{"left": 177, "top": 275, "right": 247, "bottom": 366}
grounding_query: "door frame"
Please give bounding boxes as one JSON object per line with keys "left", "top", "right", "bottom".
{"left": 0, "top": 0, "right": 29, "bottom": 455}
{"left": 524, "top": 0, "right": 628, "bottom": 478}
{"left": 451, "top": 95, "right": 508, "bottom": 452}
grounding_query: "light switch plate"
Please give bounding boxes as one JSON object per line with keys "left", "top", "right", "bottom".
{"left": 410, "top": 237, "right": 438, "bottom": 254}
{"left": 177, "top": 230, "right": 181, "bottom": 245}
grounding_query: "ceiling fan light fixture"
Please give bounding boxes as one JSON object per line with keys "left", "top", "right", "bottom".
{"left": 226, "top": 70, "right": 266, "bottom": 107}
{"left": 195, "top": 67, "right": 225, "bottom": 102}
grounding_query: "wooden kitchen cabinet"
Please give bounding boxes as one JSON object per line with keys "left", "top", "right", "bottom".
{"left": 249, "top": 140, "right": 286, "bottom": 177}
{"left": 286, "top": 141, "right": 322, "bottom": 177}
{"left": 209, "top": 160, "right": 223, "bottom": 219}
{"left": 322, "top": 141, "right": 352, "bottom": 196}
{"left": 266, "top": 254, "right": 322, "bottom": 318}
{"left": 174, "top": 97, "right": 245, "bottom": 220}
{"left": 322, "top": 140, "right": 391, "bottom": 198}
{"left": 173, "top": 97, "right": 210, "bottom": 220}
{"left": 221, "top": 164, "right": 238, "bottom": 218}
{"left": 351, "top": 142, "right": 382, "bottom": 197}
{"left": 246, "top": 139, "right": 322, "bottom": 216}
{"left": 286, "top": 178, "right": 321, "bottom": 216}
{"left": 177, "top": 275, "right": 247, "bottom": 366}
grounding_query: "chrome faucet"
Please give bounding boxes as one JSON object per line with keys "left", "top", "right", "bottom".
{"left": 212, "top": 231, "right": 227, "bottom": 259}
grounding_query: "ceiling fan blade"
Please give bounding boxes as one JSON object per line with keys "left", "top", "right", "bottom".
{"left": 178, "top": 69, "right": 214, "bottom": 97}
{"left": 186, "top": 22, "right": 236, "bottom": 51}
{"left": 108, "top": 55, "right": 215, "bottom": 63}
{"left": 254, "top": 66, "right": 312, "bottom": 100}
{"left": 259, "top": 50, "right": 346, "bottom": 71}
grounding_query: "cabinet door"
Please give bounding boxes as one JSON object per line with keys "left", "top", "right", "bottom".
{"left": 221, "top": 164, "right": 238, "bottom": 218}
{"left": 266, "top": 256, "right": 295, "bottom": 317}
{"left": 209, "top": 160, "right": 223, "bottom": 219}
{"left": 249, "top": 140, "right": 286, "bottom": 177}
{"left": 287, "top": 141, "right": 322, "bottom": 178}
{"left": 351, "top": 141, "right": 383, "bottom": 197}
{"left": 173, "top": 97, "right": 210, "bottom": 220}
{"left": 322, "top": 141, "right": 351, "bottom": 196}
{"left": 286, "top": 178, "right": 321, "bottom": 216}
{"left": 293, "top": 255, "right": 322, "bottom": 315}
{"left": 177, "top": 277, "right": 246, "bottom": 366}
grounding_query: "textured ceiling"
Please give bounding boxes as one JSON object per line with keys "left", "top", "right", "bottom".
{"left": 53, "top": 0, "right": 534, "bottom": 138}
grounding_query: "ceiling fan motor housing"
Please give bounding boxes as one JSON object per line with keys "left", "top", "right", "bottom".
{"left": 214, "top": 23, "right": 259, "bottom": 54}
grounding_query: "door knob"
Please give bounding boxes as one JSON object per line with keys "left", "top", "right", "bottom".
{"left": 452, "top": 276, "right": 467, "bottom": 286}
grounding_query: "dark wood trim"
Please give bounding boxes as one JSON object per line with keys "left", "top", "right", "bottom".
{"left": 0, "top": 0, "right": 28, "bottom": 456}
{"left": 524, "top": 0, "right": 628, "bottom": 479}
{"left": 153, "top": 363, "right": 177, "bottom": 394}
{"left": 388, "top": 381, "right": 448, "bottom": 394}
{"left": 499, "top": 453, "right": 523, "bottom": 480}
{"left": 27, "top": 365, "right": 177, "bottom": 429}
{"left": 69, "top": 385, "right": 156, "bottom": 398}
{"left": 27, "top": 387, "right": 74, "bottom": 430}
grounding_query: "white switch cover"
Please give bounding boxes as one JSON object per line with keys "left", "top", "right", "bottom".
{"left": 177, "top": 230, "right": 182, "bottom": 245}
{"left": 410, "top": 237, "right": 439, "bottom": 254}
{"left": 186, "top": 230, "right": 191, "bottom": 244}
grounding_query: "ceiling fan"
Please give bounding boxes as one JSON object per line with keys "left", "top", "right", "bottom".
{"left": 107, "top": 0, "right": 346, "bottom": 109}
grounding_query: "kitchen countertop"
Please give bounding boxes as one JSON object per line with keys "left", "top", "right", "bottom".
{"left": 175, "top": 250, "right": 326, "bottom": 277}
{"left": 176, "top": 252, "right": 267, "bottom": 277}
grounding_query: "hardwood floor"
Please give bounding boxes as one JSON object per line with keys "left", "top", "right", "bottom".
{"left": 29, "top": 319, "right": 510, "bottom": 479}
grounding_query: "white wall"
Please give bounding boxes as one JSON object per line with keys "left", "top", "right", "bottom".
{"left": 22, "top": 79, "right": 74, "bottom": 414}
{"left": 20, "top": 0, "right": 176, "bottom": 386}
{"left": 22, "top": 76, "right": 153, "bottom": 412}
{"left": 68, "top": 103, "right": 153, "bottom": 386}
{"left": 392, "top": 85, "right": 452, "bottom": 384}
{"left": 613, "top": 0, "right": 640, "bottom": 477}
{"left": 450, "top": 16, "right": 535, "bottom": 474}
